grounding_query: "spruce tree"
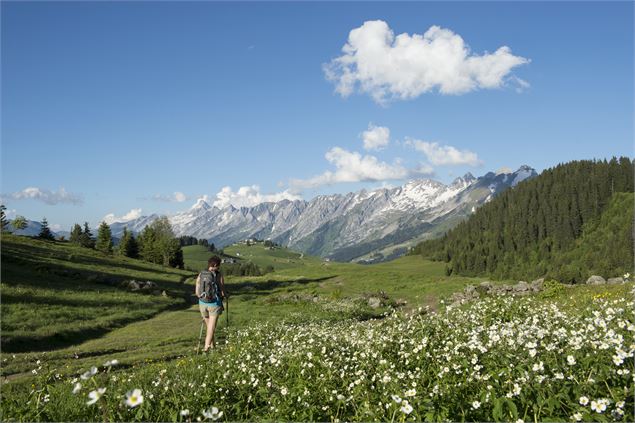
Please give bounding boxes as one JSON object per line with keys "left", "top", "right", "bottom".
{"left": 118, "top": 228, "right": 139, "bottom": 258}
{"left": 95, "top": 221, "right": 113, "bottom": 254}
{"left": 80, "top": 222, "right": 95, "bottom": 249}
{"left": 0, "top": 205, "right": 8, "bottom": 232}
{"left": 38, "top": 217, "right": 55, "bottom": 240}
{"left": 69, "top": 224, "right": 83, "bottom": 244}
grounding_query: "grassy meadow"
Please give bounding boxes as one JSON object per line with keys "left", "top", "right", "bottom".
{"left": 1, "top": 235, "right": 633, "bottom": 421}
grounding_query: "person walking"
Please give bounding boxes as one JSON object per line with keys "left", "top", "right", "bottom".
{"left": 195, "top": 256, "right": 227, "bottom": 352}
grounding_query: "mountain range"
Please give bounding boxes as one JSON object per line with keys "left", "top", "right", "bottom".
{"left": 109, "top": 165, "right": 537, "bottom": 262}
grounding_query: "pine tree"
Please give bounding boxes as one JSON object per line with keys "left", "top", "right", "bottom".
{"left": 38, "top": 217, "right": 55, "bottom": 240}
{"left": 11, "top": 216, "right": 28, "bottom": 231}
{"left": 80, "top": 222, "right": 95, "bottom": 248}
{"left": 0, "top": 205, "right": 8, "bottom": 232}
{"left": 69, "top": 224, "right": 83, "bottom": 244}
{"left": 118, "top": 228, "right": 139, "bottom": 258}
{"left": 95, "top": 221, "right": 113, "bottom": 254}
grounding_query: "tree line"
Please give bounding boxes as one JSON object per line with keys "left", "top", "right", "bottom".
{"left": 221, "top": 261, "right": 273, "bottom": 276}
{"left": 178, "top": 235, "right": 216, "bottom": 252}
{"left": 69, "top": 217, "right": 184, "bottom": 268}
{"left": 0, "top": 208, "right": 185, "bottom": 270}
{"left": 411, "top": 157, "right": 634, "bottom": 282}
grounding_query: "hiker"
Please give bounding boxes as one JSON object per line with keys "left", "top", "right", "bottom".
{"left": 195, "top": 255, "right": 227, "bottom": 352}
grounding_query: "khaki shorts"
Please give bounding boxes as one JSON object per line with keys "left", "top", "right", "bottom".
{"left": 199, "top": 303, "right": 223, "bottom": 318}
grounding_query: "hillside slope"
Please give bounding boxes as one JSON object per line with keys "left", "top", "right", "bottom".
{"left": 1, "top": 234, "right": 194, "bottom": 353}
{"left": 413, "top": 157, "right": 634, "bottom": 282}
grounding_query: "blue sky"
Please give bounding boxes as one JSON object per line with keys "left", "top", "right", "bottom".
{"left": 2, "top": 1, "right": 633, "bottom": 232}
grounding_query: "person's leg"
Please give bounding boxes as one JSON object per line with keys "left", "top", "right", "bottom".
{"left": 205, "top": 312, "right": 220, "bottom": 349}
{"left": 201, "top": 316, "right": 211, "bottom": 351}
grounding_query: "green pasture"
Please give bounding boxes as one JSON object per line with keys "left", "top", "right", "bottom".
{"left": 2, "top": 236, "right": 489, "bottom": 387}
{"left": 183, "top": 242, "right": 325, "bottom": 272}
{"left": 2, "top": 233, "right": 633, "bottom": 422}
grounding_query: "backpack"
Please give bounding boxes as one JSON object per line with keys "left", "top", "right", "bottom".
{"left": 199, "top": 270, "right": 222, "bottom": 302}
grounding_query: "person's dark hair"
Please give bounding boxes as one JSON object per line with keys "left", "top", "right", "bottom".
{"left": 208, "top": 256, "right": 221, "bottom": 268}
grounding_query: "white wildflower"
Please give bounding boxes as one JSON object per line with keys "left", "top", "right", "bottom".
{"left": 86, "top": 388, "right": 106, "bottom": 405}
{"left": 591, "top": 400, "right": 607, "bottom": 413}
{"left": 125, "top": 388, "right": 144, "bottom": 408}
{"left": 567, "top": 355, "right": 576, "bottom": 365}
{"left": 400, "top": 401, "right": 413, "bottom": 414}
{"left": 579, "top": 396, "right": 589, "bottom": 406}
{"left": 471, "top": 400, "right": 481, "bottom": 409}
{"left": 202, "top": 407, "right": 223, "bottom": 421}
{"left": 72, "top": 383, "right": 82, "bottom": 394}
{"left": 81, "top": 366, "right": 98, "bottom": 380}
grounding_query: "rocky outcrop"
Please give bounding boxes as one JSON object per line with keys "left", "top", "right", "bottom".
{"left": 450, "top": 278, "right": 545, "bottom": 306}
{"left": 586, "top": 275, "right": 606, "bottom": 285}
{"left": 120, "top": 280, "right": 161, "bottom": 294}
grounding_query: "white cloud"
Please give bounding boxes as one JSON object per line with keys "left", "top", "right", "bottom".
{"left": 324, "top": 20, "right": 530, "bottom": 103}
{"left": 152, "top": 192, "right": 188, "bottom": 203}
{"left": 7, "top": 187, "right": 83, "bottom": 205}
{"left": 409, "top": 139, "right": 482, "bottom": 166}
{"left": 213, "top": 186, "right": 302, "bottom": 209}
{"left": 290, "top": 147, "right": 425, "bottom": 190}
{"left": 103, "top": 208, "right": 143, "bottom": 225}
{"left": 50, "top": 223, "right": 63, "bottom": 232}
{"left": 361, "top": 123, "right": 390, "bottom": 150}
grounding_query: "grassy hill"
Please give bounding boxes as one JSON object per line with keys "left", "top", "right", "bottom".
{"left": 2, "top": 233, "right": 633, "bottom": 421}
{"left": 183, "top": 242, "right": 325, "bottom": 273}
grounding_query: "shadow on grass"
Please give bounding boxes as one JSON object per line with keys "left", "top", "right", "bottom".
{"left": 2, "top": 239, "right": 193, "bottom": 282}
{"left": 1, "top": 301, "right": 189, "bottom": 353}
{"left": 1, "top": 292, "right": 157, "bottom": 309}
{"left": 228, "top": 276, "right": 337, "bottom": 297}
{"left": 2, "top": 260, "right": 196, "bottom": 300}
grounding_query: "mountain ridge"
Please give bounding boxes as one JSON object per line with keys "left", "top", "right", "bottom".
{"left": 108, "top": 166, "right": 537, "bottom": 262}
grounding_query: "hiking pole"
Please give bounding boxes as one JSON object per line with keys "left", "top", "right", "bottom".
{"left": 225, "top": 296, "right": 229, "bottom": 327}
{"left": 196, "top": 320, "right": 205, "bottom": 355}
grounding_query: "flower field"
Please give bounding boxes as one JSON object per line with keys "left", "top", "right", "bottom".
{"left": 2, "top": 287, "right": 633, "bottom": 422}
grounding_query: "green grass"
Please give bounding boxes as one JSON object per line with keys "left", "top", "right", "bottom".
{"left": 3, "top": 234, "right": 632, "bottom": 422}
{"left": 1, "top": 237, "right": 488, "bottom": 385}
{"left": 181, "top": 245, "right": 215, "bottom": 271}
{"left": 3, "top": 282, "right": 632, "bottom": 422}
{"left": 1, "top": 234, "right": 196, "bottom": 377}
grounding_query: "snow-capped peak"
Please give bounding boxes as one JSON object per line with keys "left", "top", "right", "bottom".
{"left": 191, "top": 198, "right": 212, "bottom": 211}
{"left": 451, "top": 173, "right": 476, "bottom": 187}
